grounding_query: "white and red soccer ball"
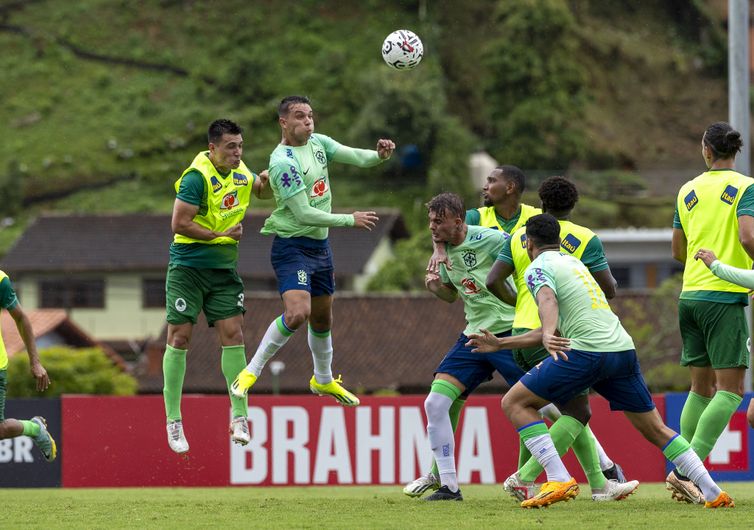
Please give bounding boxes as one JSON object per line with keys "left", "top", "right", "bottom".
{"left": 381, "top": 29, "right": 423, "bottom": 70}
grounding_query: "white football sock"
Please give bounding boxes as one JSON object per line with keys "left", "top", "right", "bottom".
{"left": 672, "top": 448, "right": 721, "bottom": 502}
{"left": 247, "top": 317, "right": 292, "bottom": 376}
{"left": 425, "top": 392, "right": 459, "bottom": 492}
{"left": 308, "top": 327, "right": 333, "bottom": 384}
{"left": 523, "top": 433, "right": 571, "bottom": 483}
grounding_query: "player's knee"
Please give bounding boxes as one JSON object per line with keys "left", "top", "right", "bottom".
{"left": 0, "top": 421, "right": 13, "bottom": 439}
{"left": 501, "top": 392, "right": 518, "bottom": 419}
{"left": 169, "top": 335, "right": 190, "bottom": 350}
{"left": 284, "top": 309, "right": 309, "bottom": 330}
{"left": 424, "top": 393, "right": 451, "bottom": 422}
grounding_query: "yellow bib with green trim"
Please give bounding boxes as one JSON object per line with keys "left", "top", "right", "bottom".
{"left": 0, "top": 271, "right": 9, "bottom": 370}
{"left": 677, "top": 170, "right": 753, "bottom": 293}
{"left": 173, "top": 152, "right": 255, "bottom": 246}
{"left": 477, "top": 203, "right": 541, "bottom": 234}
{"left": 510, "top": 220, "right": 596, "bottom": 329}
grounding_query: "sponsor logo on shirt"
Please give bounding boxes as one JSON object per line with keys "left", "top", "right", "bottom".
{"left": 561, "top": 234, "right": 582, "bottom": 254}
{"left": 462, "top": 250, "right": 477, "bottom": 268}
{"left": 461, "top": 277, "right": 480, "bottom": 294}
{"left": 210, "top": 176, "right": 222, "bottom": 193}
{"left": 281, "top": 166, "right": 302, "bottom": 188}
{"left": 310, "top": 177, "right": 329, "bottom": 198}
{"left": 233, "top": 172, "right": 248, "bottom": 186}
{"left": 721, "top": 185, "right": 738, "bottom": 205}
{"left": 684, "top": 190, "right": 698, "bottom": 210}
{"left": 520, "top": 233, "right": 527, "bottom": 248}
{"left": 221, "top": 191, "right": 239, "bottom": 210}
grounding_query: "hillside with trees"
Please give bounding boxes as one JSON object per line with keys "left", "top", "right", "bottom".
{"left": 0, "top": 0, "right": 735, "bottom": 250}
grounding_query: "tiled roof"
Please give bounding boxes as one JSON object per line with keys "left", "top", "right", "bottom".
{"left": 1, "top": 309, "right": 126, "bottom": 368}
{"left": 137, "top": 291, "right": 675, "bottom": 396}
{"left": 0, "top": 211, "right": 409, "bottom": 277}
{"left": 138, "top": 294, "right": 478, "bottom": 395}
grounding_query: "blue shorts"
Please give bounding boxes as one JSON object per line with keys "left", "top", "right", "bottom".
{"left": 436, "top": 332, "right": 526, "bottom": 394}
{"left": 519, "top": 348, "right": 655, "bottom": 413}
{"left": 271, "top": 236, "right": 335, "bottom": 296}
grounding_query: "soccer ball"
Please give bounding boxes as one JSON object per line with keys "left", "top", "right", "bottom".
{"left": 381, "top": 29, "right": 423, "bottom": 70}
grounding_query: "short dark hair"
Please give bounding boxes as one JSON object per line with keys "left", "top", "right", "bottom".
{"left": 539, "top": 176, "right": 578, "bottom": 214}
{"left": 497, "top": 165, "right": 526, "bottom": 194}
{"left": 208, "top": 119, "right": 243, "bottom": 144}
{"left": 426, "top": 192, "right": 466, "bottom": 220}
{"left": 525, "top": 214, "right": 560, "bottom": 247}
{"left": 278, "top": 95, "right": 311, "bottom": 117}
{"left": 703, "top": 122, "right": 743, "bottom": 160}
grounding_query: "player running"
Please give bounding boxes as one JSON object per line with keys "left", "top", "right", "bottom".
{"left": 415, "top": 193, "right": 526, "bottom": 501}
{"left": 469, "top": 214, "right": 733, "bottom": 509}
{"left": 486, "top": 176, "right": 630, "bottom": 501}
{"left": 232, "top": 95, "right": 394, "bottom": 406}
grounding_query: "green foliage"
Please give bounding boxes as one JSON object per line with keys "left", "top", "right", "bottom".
{"left": 348, "top": 67, "right": 477, "bottom": 201}
{"left": 7, "top": 346, "right": 138, "bottom": 397}
{"left": 483, "top": 0, "right": 588, "bottom": 168}
{"left": 620, "top": 274, "right": 688, "bottom": 392}
{"left": 366, "top": 232, "right": 433, "bottom": 293}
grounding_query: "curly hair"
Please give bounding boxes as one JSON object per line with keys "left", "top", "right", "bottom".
{"left": 426, "top": 192, "right": 465, "bottom": 220}
{"left": 526, "top": 214, "right": 561, "bottom": 247}
{"left": 538, "top": 176, "right": 578, "bottom": 214}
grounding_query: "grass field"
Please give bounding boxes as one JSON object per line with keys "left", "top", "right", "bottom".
{"left": 3, "top": 482, "right": 753, "bottom": 529}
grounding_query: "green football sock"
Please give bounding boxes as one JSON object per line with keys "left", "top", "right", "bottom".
{"left": 163, "top": 344, "right": 187, "bottom": 422}
{"left": 222, "top": 345, "right": 249, "bottom": 418}
{"left": 571, "top": 426, "right": 606, "bottom": 489}
{"left": 430, "top": 396, "right": 465, "bottom": 477}
{"left": 680, "top": 391, "right": 712, "bottom": 442}
{"left": 518, "top": 415, "right": 584, "bottom": 482}
{"left": 691, "top": 390, "right": 742, "bottom": 460}
{"left": 21, "top": 420, "right": 40, "bottom": 437}
{"left": 518, "top": 438, "right": 532, "bottom": 469}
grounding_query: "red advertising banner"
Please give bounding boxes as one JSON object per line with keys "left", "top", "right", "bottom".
{"left": 62, "top": 394, "right": 666, "bottom": 487}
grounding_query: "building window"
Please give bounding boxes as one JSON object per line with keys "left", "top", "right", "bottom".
{"left": 142, "top": 278, "right": 166, "bottom": 309}
{"left": 611, "top": 266, "right": 632, "bottom": 289}
{"left": 39, "top": 279, "right": 105, "bottom": 309}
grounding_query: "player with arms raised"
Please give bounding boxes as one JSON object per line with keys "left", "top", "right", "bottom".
{"left": 232, "top": 96, "right": 395, "bottom": 405}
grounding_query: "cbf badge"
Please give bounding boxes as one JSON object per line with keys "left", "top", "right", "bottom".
{"left": 462, "top": 250, "right": 477, "bottom": 268}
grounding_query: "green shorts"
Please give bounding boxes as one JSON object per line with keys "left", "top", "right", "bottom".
{"left": 512, "top": 328, "right": 588, "bottom": 397}
{"left": 678, "top": 299, "right": 749, "bottom": 369}
{"left": 0, "top": 369, "right": 6, "bottom": 422}
{"left": 512, "top": 328, "right": 548, "bottom": 372}
{"left": 165, "top": 264, "right": 245, "bottom": 327}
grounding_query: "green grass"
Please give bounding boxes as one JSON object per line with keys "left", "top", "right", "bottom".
{"left": 3, "top": 483, "right": 752, "bottom": 529}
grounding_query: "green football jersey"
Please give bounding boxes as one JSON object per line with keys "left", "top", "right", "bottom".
{"left": 524, "top": 250, "right": 634, "bottom": 352}
{"left": 262, "top": 133, "right": 382, "bottom": 240}
{"left": 439, "top": 225, "right": 515, "bottom": 335}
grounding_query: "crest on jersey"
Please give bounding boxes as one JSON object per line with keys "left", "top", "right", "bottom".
{"left": 315, "top": 150, "right": 326, "bottom": 165}
{"left": 462, "top": 250, "right": 477, "bottom": 268}
{"left": 175, "top": 298, "right": 187, "bottom": 312}
{"left": 310, "top": 177, "right": 329, "bottom": 198}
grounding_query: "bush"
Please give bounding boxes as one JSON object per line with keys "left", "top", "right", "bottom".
{"left": 6, "top": 347, "right": 138, "bottom": 397}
